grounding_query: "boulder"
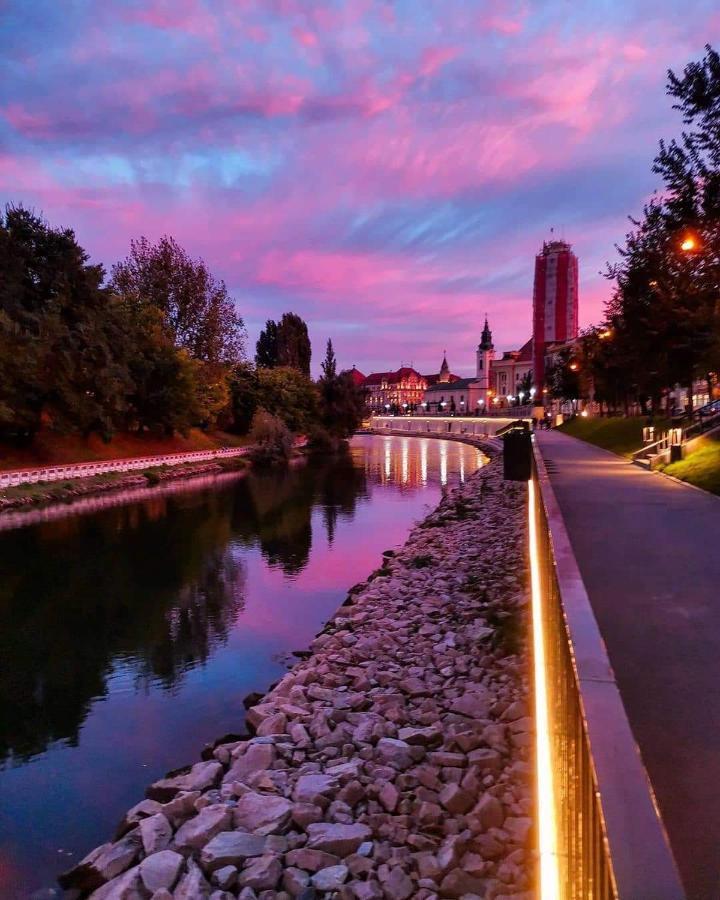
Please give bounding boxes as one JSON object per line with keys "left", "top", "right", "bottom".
{"left": 139, "top": 813, "right": 172, "bottom": 854}
{"left": 439, "top": 867, "right": 488, "bottom": 898}
{"left": 174, "top": 804, "right": 233, "bottom": 851}
{"left": 376, "top": 738, "right": 413, "bottom": 771}
{"left": 311, "top": 864, "right": 349, "bottom": 891}
{"left": 285, "top": 848, "right": 341, "bottom": 872}
{"left": 59, "top": 833, "right": 142, "bottom": 892}
{"left": 200, "top": 831, "right": 268, "bottom": 872}
{"left": 237, "top": 854, "right": 282, "bottom": 891}
{"left": 174, "top": 858, "right": 211, "bottom": 899}
{"left": 380, "top": 867, "right": 414, "bottom": 900}
{"left": 223, "top": 743, "right": 275, "bottom": 785}
{"left": 233, "top": 791, "right": 292, "bottom": 834}
{"left": 473, "top": 794, "right": 504, "bottom": 831}
{"left": 147, "top": 761, "right": 222, "bottom": 802}
{"left": 438, "top": 783, "right": 475, "bottom": 815}
{"left": 306, "top": 823, "right": 372, "bottom": 857}
{"left": 139, "top": 850, "right": 184, "bottom": 893}
{"left": 292, "top": 772, "right": 337, "bottom": 804}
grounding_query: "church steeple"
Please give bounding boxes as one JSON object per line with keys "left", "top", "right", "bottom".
{"left": 439, "top": 351, "right": 450, "bottom": 383}
{"left": 480, "top": 315, "right": 494, "bottom": 351}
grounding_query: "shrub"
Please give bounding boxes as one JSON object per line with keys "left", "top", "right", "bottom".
{"left": 248, "top": 409, "right": 294, "bottom": 462}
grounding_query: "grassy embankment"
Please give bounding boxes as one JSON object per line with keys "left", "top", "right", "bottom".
{"left": 0, "top": 429, "right": 247, "bottom": 472}
{"left": 556, "top": 416, "right": 671, "bottom": 459}
{"left": 660, "top": 435, "right": 720, "bottom": 496}
{"left": 558, "top": 416, "right": 720, "bottom": 495}
{"left": 0, "top": 430, "right": 250, "bottom": 509}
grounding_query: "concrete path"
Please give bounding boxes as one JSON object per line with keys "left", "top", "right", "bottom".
{"left": 535, "top": 430, "right": 720, "bottom": 900}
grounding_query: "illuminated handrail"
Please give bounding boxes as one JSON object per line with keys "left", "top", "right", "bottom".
{"left": 531, "top": 443, "right": 685, "bottom": 899}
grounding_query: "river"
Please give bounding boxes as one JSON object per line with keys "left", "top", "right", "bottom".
{"left": 0, "top": 434, "right": 483, "bottom": 897}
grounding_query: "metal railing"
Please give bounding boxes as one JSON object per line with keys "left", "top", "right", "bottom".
{"left": 0, "top": 446, "right": 250, "bottom": 490}
{"left": 531, "top": 444, "right": 685, "bottom": 899}
{"left": 630, "top": 431, "right": 670, "bottom": 463}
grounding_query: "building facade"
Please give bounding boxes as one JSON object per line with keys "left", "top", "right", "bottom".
{"left": 367, "top": 238, "right": 580, "bottom": 413}
{"left": 362, "top": 356, "right": 461, "bottom": 412}
{"left": 532, "top": 239, "right": 579, "bottom": 388}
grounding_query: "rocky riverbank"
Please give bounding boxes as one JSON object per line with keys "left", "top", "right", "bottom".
{"left": 60, "top": 449, "right": 533, "bottom": 900}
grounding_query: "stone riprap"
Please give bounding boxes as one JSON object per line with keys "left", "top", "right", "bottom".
{"left": 60, "top": 449, "right": 533, "bottom": 899}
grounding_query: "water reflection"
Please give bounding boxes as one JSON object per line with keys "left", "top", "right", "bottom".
{"left": 0, "top": 435, "right": 482, "bottom": 898}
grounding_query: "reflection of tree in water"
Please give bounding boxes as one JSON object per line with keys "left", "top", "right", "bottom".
{"left": 0, "top": 447, "right": 369, "bottom": 764}
{"left": 231, "top": 448, "right": 369, "bottom": 574}
{"left": 0, "top": 492, "right": 245, "bottom": 765}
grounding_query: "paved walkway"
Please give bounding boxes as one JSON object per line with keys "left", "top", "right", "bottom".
{"left": 535, "top": 430, "right": 720, "bottom": 900}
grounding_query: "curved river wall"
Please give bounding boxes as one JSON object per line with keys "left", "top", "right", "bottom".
{"left": 0, "top": 435, "right": 484, "bottom": 898}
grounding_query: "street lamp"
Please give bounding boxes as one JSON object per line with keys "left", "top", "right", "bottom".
{"left": 569, "top": 362, "right": 579, "bottom": 372}
{"left": 680, "top": 235, "right": 698, "bottom": 253}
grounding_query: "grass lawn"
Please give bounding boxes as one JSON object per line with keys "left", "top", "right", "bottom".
{"left": 0, "top": 429, "right": 248, "bottom": 472}
{"left": 557, "top": 416, "right": 671, "bottom": 458}
{"left": 660, "top": 435, "right": 720, "bottom": 496}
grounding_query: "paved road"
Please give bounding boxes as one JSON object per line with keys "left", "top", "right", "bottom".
{"left": 535, "top": 430, "right": 720, "bottom": 900}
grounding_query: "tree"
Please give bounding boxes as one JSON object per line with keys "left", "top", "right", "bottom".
{"left": 111, "top": 235, "right": 245, "bottom": 365}
{"left": 0, "top": 205, "right": 133, "bottom": 440}
{"left": 118, "top": 301, "right": 200, "bottom": 435}
{"left": 256, "top": 320, "right": 278, "bottom": 368}
{"left": 277, "top": 312, "right": 311, "bottom": 375}
{"left": 248, "top": 409, "right": 294, "bottom": 462}
{"left": 604, "top": 46, "right": 720, "bottom": 411}
{"left": 321, "top": 339, "right": 337, "bottom": 380}
{"left": 256, "top": 366, "right": 318, "bottom": 434}
{"left": 228, "top": 362, "right": 260, "bottom": 434}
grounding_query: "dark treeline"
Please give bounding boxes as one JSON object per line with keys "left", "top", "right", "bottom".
{"left": 0, "top": 210, "right": 364, "bottom": 449}
{"left": 560, "top": 46, "right": 720, "bottom": 414}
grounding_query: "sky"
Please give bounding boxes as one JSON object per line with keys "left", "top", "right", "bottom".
{"left": 1, "top": 1, "right": 718, "bottom": 377}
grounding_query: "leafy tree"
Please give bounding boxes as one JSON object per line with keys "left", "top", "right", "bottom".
{"left": 248, "top": 409, "right": 293, "bottom": 462}
{"left": 111, "top": 235, "right": 245, "bottom": 365}
{"left": 0, "top": 205, "right": 133, "bottom": 440}
{"left": 321, "top": 338, "right": 337, "bottom": 380}
{"left": 228, "top": 362, "right": 260, "bottom": 434}
{"left": 604, "top": 46, "right": 720, "bottom": 410}
{"left": 256, "top": 366, "right": 318, "bottom": 433}
{"left": 256, "top": 320, "right": 278, "bottom": 368}
{"left": 277, "top": 312, "right": 311, "bottom": 375}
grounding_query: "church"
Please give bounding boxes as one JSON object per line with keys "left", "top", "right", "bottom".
{"left": 422, "top": 237, "right": 579, "bottom": 413}
{"left": 363, "top": 238, "right": 580, "bottom": 414}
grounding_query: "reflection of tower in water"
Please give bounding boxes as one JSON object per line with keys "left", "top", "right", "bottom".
{"left": 420, "top": 439, "right": 428, "bottom": 485}
{"left": 439, "top": 441, "right": 448, "bottom": 486}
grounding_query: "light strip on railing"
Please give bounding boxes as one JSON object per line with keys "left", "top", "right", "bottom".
{"left": 528, "top": 477, "right": 560, "bottom": 899}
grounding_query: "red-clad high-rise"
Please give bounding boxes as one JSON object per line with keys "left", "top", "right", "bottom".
{"left": 532, "top": 239, "right": 579, "bottom": 388}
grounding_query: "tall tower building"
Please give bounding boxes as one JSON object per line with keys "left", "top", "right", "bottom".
{"left": 532, "top": 239, "right": 579, "bottom": 388}
{"left": 476, "top": 316, "right": 494, "bottom": 393}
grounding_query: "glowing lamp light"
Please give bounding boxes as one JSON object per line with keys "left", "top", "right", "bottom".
{"left": 680, "top": 236, "right": 697, "bottom": 252}
{"left": 580, "top": 409, "right": 588, "bottom": 417}
{"left": 569, "top": 362, "right": 579, "bottom": 372}
{"left": 530, "top": 387, "right": 536, "bottom": 396}
{"left": 493, "top": 397, "right": 500, "bottom": 405}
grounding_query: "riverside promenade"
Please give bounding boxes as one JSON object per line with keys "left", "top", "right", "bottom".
{"left": 535, "top": 429, "right": 720, "bottom": 900}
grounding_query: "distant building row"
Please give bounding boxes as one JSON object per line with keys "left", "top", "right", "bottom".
{"left": 356, "top": 238, "right": 579, "bottom": 413}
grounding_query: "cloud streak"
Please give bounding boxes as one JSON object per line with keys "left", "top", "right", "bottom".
{"left": 0, "top": 0, "right": 716, "bottom": 374}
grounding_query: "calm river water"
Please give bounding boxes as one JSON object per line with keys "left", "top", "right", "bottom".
{"left": 0, "top": 434, "right": 483, "bottom": 897}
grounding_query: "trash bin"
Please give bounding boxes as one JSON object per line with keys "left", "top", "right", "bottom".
{"left": 503, "top": 429, "right": 532, "bottom": 481}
